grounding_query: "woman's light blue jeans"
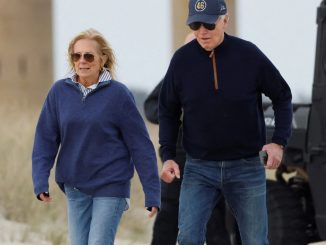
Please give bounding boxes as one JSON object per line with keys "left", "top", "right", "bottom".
{"left": 177, "top": 155, "right": 269, "bottom": 245}
{"left": 64, "top": 185, "right": 126, "bottom": 245}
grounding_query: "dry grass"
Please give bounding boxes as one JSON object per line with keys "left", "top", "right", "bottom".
{"left": 0, "top": 98, "right": 67, "bottom": 244}
{"left": 0, "top": 96, "right": 160, "bottom": 244}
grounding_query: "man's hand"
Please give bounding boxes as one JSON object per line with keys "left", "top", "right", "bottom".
{"left": 261, "top": 143, "right": 284, "bottom": 169}
{"left": 160, "top": 160, "right": 180, "bottom": 183}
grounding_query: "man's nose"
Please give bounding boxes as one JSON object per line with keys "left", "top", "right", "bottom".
{"left": 198, "top": 24, "right": 208, "bottom": 33}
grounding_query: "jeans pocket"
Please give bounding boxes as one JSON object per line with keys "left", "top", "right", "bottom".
{"left": 241, "top": 156, "right": 262, "bottom": 166}
{"left": 186, "top": 154, "right": 202, "bottom": 162}
{"left": 64, "top": 184, "right": 88, "bottom": 200}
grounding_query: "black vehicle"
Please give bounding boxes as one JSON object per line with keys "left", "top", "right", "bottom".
{"left": 262, "top": 1, "right": 326, "bottom": 244}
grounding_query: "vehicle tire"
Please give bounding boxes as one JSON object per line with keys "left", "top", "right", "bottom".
{"left": 267, "top": 179, "right": 308, "bottom": 245}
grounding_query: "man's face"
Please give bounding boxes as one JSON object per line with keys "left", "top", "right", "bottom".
{"left": 193, "top": 16, "right": 228, "bottom": 51}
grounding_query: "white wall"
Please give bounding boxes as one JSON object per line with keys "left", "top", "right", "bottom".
{"left": 236, "top": 0, "right": 321, "bottom": 103}
{"left": 52, "top": 0, "right": 172, "bottom": 92}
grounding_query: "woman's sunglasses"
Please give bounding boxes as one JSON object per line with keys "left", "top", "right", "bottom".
{"left": 189, "top": 22, "right": 216, "bottom": 31}
{"left": 71, "top": 53, "right": 95, "bottom": 63}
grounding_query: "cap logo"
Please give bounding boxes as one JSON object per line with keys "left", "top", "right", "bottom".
{"left": 195, "top": 0, "right": 206, "bottom": 12}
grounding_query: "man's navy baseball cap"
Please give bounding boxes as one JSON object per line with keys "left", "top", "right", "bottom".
{"left": 187, "top": 0, "right": 227, "bottom": 25}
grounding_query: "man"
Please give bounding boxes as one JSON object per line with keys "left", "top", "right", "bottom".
{"left": 159, "top": 0, "right": 293, "bottom": 245}
{"left": 145, "top": 33, "right": 234, "bottom": 245}
{"left": 144, "top": 81, "right": 233, "bottom": 245}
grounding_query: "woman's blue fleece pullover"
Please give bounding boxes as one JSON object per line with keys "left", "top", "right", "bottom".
{"left": 159, "top": 34, "right": 293, "bottom": 162}
{"left": 32, "top": 79, "right": 160, "bottom": 208}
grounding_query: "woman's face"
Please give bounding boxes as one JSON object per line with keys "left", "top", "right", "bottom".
{"left": 72, "top": 39, "right": 103, "bottom": 84}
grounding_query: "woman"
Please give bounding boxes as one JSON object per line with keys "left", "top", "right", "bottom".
{"left": 32, "top": 28, "right": 160, "bottom": 245}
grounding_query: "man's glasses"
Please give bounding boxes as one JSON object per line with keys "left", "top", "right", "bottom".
{"left": 189, "top": 22, "right": 216, "bottom": 31}
{"left": 71, "top": 53, "right": 95, "bottom": 63}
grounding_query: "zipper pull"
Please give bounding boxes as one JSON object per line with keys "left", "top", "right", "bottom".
{"left": 209, "top": 50, "right": 218, "bottom": 91}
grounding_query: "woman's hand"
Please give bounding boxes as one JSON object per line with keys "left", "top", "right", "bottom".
{"left": 147, "top": 207, "right": 158, "bottom": 218}
{"left": 39, "top": 192, "right": 52, "bottom": 203}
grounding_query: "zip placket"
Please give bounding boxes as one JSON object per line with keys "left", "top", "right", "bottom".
{"left": 66, "top": 81, "right": 108, "bottom": 102}
{"left": 209, "top": 50, "right": 218, "bottom": 91}
{"left": 81, "top": 82, "right": 107, "bottom": 102}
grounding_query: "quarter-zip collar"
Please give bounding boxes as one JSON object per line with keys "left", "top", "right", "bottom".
{"left": 65, "top": 68, "right": 112, "bottom": 98}
{"left": 67, "top": 68, "right": 112, "bottom": 86}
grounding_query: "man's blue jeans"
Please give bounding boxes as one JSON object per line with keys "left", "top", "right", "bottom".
{"left": 177, "top": 156, "right": 269, "bottom": 245}
{"left": 64, "top": 185, "right": 126, "bottom": 245}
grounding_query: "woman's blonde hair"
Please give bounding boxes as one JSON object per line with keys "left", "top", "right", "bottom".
{"left": 68, "top": 28, "right": 116, "bottom": 78}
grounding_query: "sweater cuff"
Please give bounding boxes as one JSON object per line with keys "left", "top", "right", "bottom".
{"left": 162, "top": 152, "right": 176, "bottom": 162}
{"left": 145, "top": 200, "right": 161, "bottom": 210}
{"left": 271, "top": 138, "right": 286, "bottom": 148}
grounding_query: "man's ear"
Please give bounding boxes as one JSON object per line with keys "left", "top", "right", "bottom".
{"left": 224, "top": 14, "right": 229, "bottom": 25}
{"left": 223, "top": 14, "right": 229, "bottom": 29}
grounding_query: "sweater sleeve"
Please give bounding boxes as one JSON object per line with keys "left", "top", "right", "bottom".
{"left": 119, "top": 90, "right": 161, "bottom": 208}
{"left": 258, "top": 51, "right": 293, "bottom": 146}
{"left": 32, "top": 86, "right": 60, "bottom": 196}
{"left": 158, "top": 58, "right": 182, "bottom": 162}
